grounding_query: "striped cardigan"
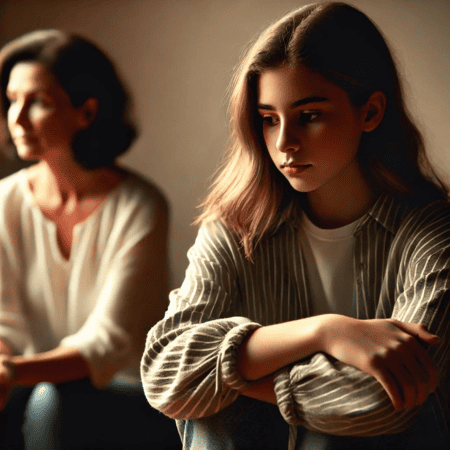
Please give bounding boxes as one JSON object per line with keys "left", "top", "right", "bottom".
{"left": 141, "top": 194, "right": 450, "bottom": 444}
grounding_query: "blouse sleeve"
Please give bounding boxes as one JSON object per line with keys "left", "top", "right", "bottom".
{"left": 0, "top": 242, "right": 32, "bottom": 355}
{"left": 140, "top": 222, "right": 260, "bottom": 419}
{"left": 61, "top": 183, "right": 170, "bottom": 389}
{"left": 274, "top": 204, "right": 450, "bottom": 436}
{"left": 0, "top": 179, "right": 33, "bottom": 355}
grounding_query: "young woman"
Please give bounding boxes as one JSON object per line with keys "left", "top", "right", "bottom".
{"left": 141, "top": 3, "right": 450, "bottom": 449}
{"left": 0, "top": 30, "right": 180, "bottom": 449}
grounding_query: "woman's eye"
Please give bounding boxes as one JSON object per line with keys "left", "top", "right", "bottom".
{"left": 33, "top": 97, "right": 49, "bottom": 106}
{"left": 300, "top": 112, "right": 320, "bottom": 123}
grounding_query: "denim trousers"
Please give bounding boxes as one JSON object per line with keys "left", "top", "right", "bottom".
{"left": 1, "top": 378, "right": 181, "bottom": 450}
{"left": 177, "top": 395, "right": 449, "bottom": 450}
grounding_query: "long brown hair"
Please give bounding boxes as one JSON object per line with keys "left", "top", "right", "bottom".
{"left": 198, "top": 2, "right": 447, "bottom": 260}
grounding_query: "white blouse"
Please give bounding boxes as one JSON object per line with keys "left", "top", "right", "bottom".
{"left": 0, "top": 168, "right": 164, "bottom": 388}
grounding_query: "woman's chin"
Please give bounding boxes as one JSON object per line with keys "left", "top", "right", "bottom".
{"left": 15, "top": 145, "right": 42, "bottom": 161}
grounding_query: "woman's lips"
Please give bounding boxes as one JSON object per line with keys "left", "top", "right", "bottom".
{"left": 13, "top": 135, "right": 37, "bottom": 144}
{"left": 282, "top": 164, "right": 312, "bottom": 176}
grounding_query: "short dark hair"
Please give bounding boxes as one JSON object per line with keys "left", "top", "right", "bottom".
{"left": 0, "top": 29, "right": 137, "bottom": 169}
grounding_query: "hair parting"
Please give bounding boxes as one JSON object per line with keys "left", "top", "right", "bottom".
{"left": 197, "top": 2, "right": 447, "bottom": 260}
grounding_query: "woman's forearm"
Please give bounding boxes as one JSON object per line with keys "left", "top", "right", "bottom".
{"left": 236, "top": 315, "right": 325, "bottom": 381}
{"left": 11, "top": 345, "right": 90, "bottom": 386}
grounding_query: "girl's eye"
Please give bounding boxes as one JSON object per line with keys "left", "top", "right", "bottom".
{"left": 261, "top": 115, "right": 279, "bottom": 126}
{"left": 300, "top": 112, "right": 320, "bottom": 123}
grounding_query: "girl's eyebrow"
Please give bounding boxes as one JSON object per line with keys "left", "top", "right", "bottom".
{"left": 257, "top": 96, "right": 329, "bottom": 110}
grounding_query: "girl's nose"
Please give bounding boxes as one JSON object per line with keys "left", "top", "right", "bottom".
{"left": 276, "top": 121, "right": 300, "bottom": 154}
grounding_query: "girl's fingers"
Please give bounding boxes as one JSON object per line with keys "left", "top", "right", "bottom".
{"left": 397, "top": 355, "right": 427, "bottom": 409}
{"left": 390, "top": 320, "right": 440, "bottom": 344}
{"left": 415, "top": 324, "right": 440, "bottom": 344}
{"left": 390, "top": 333, "right": 438, "bottom": 408}
{"left": 390, "top": 361, "right": 417, "bottom": 410}
{"left": 409, "top": 337, "right": 439, "bottom": 391}
{"left": 369, "top": 324, "right": 439, "bottom": 410}
{"left": 373, "top": 367, "right": 404, "bottom": 411}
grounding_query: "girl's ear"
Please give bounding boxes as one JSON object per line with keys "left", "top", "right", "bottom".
{"left": 362, "top": 91, "right": 386, "bottom": 132}
{"left": 78, "top": 97, "right": 99, "bottom": 129}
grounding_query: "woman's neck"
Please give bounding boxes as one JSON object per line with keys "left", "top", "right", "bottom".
{"left": 27, "top": 158, "right": 125, "bottom": 211}
{"left": 305, "top": 165, "right": 375, "bottom": 229}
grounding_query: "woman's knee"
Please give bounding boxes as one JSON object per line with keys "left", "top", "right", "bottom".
{"left": 23, "top": 383, "right": 61, "bottom": 450}
{"left": 25, "top": 382, "right": 60, "bottom": 420}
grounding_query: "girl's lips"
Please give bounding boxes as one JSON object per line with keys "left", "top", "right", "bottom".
{"left": 283, "top": 164, "right": 311, "bottom": 176}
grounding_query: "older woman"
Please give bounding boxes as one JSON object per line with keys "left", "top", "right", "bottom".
{"left": 0, "top": 30, "right": 179, "bottom": 449}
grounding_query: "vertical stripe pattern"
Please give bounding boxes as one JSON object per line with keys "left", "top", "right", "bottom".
{"left": 141, "top": 195, "right": 450, "bottom": 445}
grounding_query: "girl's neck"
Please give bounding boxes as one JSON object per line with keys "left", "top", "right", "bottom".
{"left": 305, "top": 165, "right": 375, "bottom": 229}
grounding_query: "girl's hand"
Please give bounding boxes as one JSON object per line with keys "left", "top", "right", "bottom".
{"left": 319, "top": 315, "right": 440, "bottom": 411}
{"left": 0, "top": 354, "right": 14, "bottom": 411}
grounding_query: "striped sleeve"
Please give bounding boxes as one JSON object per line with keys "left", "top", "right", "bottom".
{"left": 140, "top": 222, "right": 260, "bottom": 419}
{"left": 274, "top": 201, "right": 450, "bottom": 436}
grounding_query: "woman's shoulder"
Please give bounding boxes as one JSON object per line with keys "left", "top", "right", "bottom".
{"left": 0, "top": 169, "right": 32, "bottom": 244}
{"left": 0, "top": 168, "right": 29, "bottom": 209}
{"left": 112, "top": 167, "right": 169, "bottom": 214}
{"left": 97, "top": 167, "right": 169, "bottom": 240}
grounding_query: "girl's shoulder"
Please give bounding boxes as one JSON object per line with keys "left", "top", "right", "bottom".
{"left": 394, "top": 197, "right": 450, "bottom": 257}
{"left": 196, "top": 218, "right": 239, "bottom": 248}
{"left": 372, "top": 193, "right": 450, "bottom": 235}
{"left": 401, "top": 198, "right": 450, "bottom": 230}
{"left": 192, "top": 218, "right": 246, "bottom": 264}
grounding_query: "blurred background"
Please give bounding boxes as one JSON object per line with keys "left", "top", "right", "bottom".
{"left": 0, "top": 0, "right": 449, "bottom": 289}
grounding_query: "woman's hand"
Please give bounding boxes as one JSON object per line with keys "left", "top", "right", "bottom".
{"left": 0, "top": 354, "right": 14, "bottom": 411}
{"left": 318, "top": 315, "right": 440, "bottom": 411}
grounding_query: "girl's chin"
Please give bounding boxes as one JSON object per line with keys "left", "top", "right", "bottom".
{"left": 287, "top": 179, "right": 317, "bottom": 194}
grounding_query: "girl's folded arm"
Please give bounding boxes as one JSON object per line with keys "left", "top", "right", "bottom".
{"left": 273, "top": 240, "right": 450, "bottom": 436}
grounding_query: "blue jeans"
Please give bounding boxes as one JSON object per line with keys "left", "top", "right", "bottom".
{"left": 177, "top": 395, "right": 449, "bottom": 450}
{"left": 1, "top": 378, "right": 181, "bottom": 450}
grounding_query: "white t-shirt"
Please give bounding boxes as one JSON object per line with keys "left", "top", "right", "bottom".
{"left": 299, "top": 213, "right": 359, "bottom": 317}
{"left": 0, "top": 168, "right": 163, "bottom": 388}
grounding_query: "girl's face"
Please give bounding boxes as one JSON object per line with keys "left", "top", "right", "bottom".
{"left": 257, "top": 64, "right": 368, "bottom": 197}
{"left": 6, "top": 61, "right": 87, "bottom": 162}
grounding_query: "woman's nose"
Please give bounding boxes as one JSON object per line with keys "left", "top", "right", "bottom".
{"left": 10, "top": 102, "right": 30, "bottom": 129}
{"left": 276, "top": 122, "right": 300, "bottom": 153}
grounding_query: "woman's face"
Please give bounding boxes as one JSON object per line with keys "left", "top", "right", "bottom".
{"left": 6, "top": 61, "right": 86, "bottom": 162}
{"left": 257, "top": 64, "right": 368, "bottom": 197}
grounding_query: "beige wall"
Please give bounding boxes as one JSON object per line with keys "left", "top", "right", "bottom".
{"left": 1, "top": 0, "right": 449, "bottom": 288}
